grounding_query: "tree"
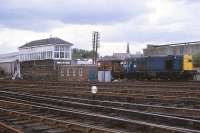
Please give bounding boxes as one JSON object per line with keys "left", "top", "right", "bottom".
{"left": 72, "top": 48, "right": 98, "bottom": 59}
{"left": 193, "top": 53, "right": 200, "bottom": 67}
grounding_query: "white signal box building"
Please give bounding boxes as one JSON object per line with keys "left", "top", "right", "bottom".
{"left": 19, "top": 37, "right": 74, "bottom": 62}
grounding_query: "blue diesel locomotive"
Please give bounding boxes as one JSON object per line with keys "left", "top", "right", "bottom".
{"left": 123, "top": 55, "right": 196, "bottom": 80}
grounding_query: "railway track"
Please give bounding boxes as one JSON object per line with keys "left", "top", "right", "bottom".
{"left": 5, "top": 88, "right": 200, "bottom": 109}
{"left": 1, "top": 79, "right": 200, "bottom": 88}
{"left": 0, "top": 99, "right": 194, "bottom": 133}
{"left": 2, "top": 81, "right": 200, "bottom": 100}
{"left": 0, "top": 121, "right": 23, "bottom": 133}
{"left": 0, "top": 100, "right": 123, "bottom": 133}
{"left": 3, "top": 82, "right": 200, "bottom": 90}
{"left": 0, "top": 91, "right": 199, "bottom": 133}
{"left": 0, "top": 80, "right": 200, "bottom": 132}
{"left": 29, "top": 93, "right": 200, "bottom": 119}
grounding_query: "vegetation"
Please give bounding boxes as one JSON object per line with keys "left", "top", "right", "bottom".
{"left": 192, "top": 53, "right": 200, "bottom": 67}
{"left": 72, "top": 48, "right": 98, "bottom": 59}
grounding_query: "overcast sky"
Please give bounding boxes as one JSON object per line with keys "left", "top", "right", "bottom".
{"left": 0, "top": 0, "right": 200, "bottom": 56}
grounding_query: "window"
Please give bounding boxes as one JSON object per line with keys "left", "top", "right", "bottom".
{"left": 60, "top": 45, "right": 64, "bottom": 51}
{"left": 60, "top": 69, "right": 64, "bottom": 77}
{"left": 54, "top": 52, "right": 59, "bottom": 58}
{"left": 79, "top": 68, "right": 83, "bottom": 77}
{"left": 65, "top": 52, "right": 70, "bottom": 58}
{"left": 25, "top": 54, "right": 28, "bottom": 61}
{"left": 73, "top": 69, "right": 76, "bottom": 76}
{"left": 44, "top": 52, "right": 47, "bottom": 59}
{"left": 26, "top": 53, "right": 28, "bottom": 60}
{"left": 30, "top": 54, "right": 32, "bottom": 60}
{"left": 28, "top": 54, "right": 30, "bottom": 60}
{"left": 33, "top": 53, "right": 37, "bottom": 60}
{"left": 65, "top": 46, "right": 69, "bottom": 52}
{"left": 46, "top": 52, "right": 49, "bottom": 59}
{"left": 20, "top": 49, "right": 57, "bottom": 61}
{"left": 36, "top": 53, "right": 39, "bottom": 60}
{"left": 47, "top": 51, "right": 52, "bottom": 59}
{"left": 39, "top": 52, "right": 41, "bottom": 60}
{"left": 66, "top": 69, "right": 70, "bottom": 76}
{"left": 49, "top": 51, "right": 52, "bottom": 59}
{"left": 60, "top": 52, "right": 64, "bottom": 58}
{"left": 55, "top": 45, "right": 59, "bottom": 51}
{"left": 19, "top": 55, "right": 22, "bottom": 60}
{"left": 41, "top": 52, "right": 45, "bottom": 60}
{"left": 54, "top": 45, "right": 71, "bottom": 59}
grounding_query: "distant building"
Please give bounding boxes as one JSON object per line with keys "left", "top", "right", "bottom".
{"left": 113, "top": 53, "right": 131, "bottom": 59}
{"left": 0, "top": 52, "right": 19, "bottom": 63}
{"left": 113, "top": 42, "right": 131, "bottom": 59}
{"left": 72, "top": 59, "right": 93, "bottom": 65}
{"left": 0, "top": 52, "right": 19, "bottom": 77}
{"left": 0, "top": 37, "right": 74, "bottom": 79}
{"left": 19, "top": 37, "right": 74, "bottom": 62}
{"left": 143, "top": 41, "right": 200, "bottom": 56}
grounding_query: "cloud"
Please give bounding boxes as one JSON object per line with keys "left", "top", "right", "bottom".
{"left": 0, "top": 28, "right": 48, "bottom": 53}
{"left": 0, "top": 0, "right": 149, "bottom": 31}
{"left": 1, "top": 0, "right": 200, "bottom": 56}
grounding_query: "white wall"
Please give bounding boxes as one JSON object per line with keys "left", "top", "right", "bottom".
{"left": 19, "top": 44, "right": 72, "bottom": 62}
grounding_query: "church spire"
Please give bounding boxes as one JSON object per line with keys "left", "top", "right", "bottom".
{"left": 127, "top": 42, "right": 130, "bottom": 54}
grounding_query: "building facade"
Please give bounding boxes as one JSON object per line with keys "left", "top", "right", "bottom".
{"left": 143, "top": 41, "right": 200, "bottom": 56}
{"left": 0, "top": 37, "right": 74, "bottom": 79}
{"left": 0, "top": 52, "right": 20, "bottom": 78}
{"left": 19, "top": 37, "right": 73, "bottom": 62}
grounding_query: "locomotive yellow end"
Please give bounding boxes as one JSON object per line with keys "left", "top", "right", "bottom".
{"left": 183, "top": 54, "right": 193, "bottom": 71}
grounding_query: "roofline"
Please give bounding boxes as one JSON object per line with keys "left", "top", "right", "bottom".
{"left": 125, "top": 55, "right": 184, "bottom": 60}
{"left": 19, "top": 43, "right": 73, "bottom": 49}
{"left": 98, "top": 58, "right": 124, "bottom": 61}
{"left": 0, "top": 52, "right": 19, "bottom": 56}
{"left": 148, "top": 41, "right": 200, "bottom": 48}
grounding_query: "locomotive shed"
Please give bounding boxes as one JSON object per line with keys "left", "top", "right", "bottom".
{"left": 0, "top": 80, "right": 199, "bottom": 133}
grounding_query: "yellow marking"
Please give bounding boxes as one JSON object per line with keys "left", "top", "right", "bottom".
{"left": 183, "top": 54, "right": 193, "bottom": 71}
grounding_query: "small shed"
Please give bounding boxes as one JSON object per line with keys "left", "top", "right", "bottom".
{"left": 0, "top": 52, "right": 20, "bottom": 79}
{"left": 57, "top": 64, "right": 97, "bottom": 81}
{"left": 97, "top": 57, "right": 124, "bottom": 80}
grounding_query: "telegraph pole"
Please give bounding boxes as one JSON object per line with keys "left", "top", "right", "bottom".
{"left": 92, "top": 31, "right": 100, "bottom": 64}
{"left": 92, "top": 32, "right": 96, "bottom": 64}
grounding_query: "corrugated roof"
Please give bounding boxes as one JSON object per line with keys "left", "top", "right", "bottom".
{"left": 19, "top": 37, "right": 74, "bottom": 48}
{"left": 148, "top": 41, "right": 200, "bottom": 48}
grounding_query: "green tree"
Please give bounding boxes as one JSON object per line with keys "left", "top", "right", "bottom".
{"left": 72, "top": 48, "right": 98, "bottom": 59}
{"left": 193, "top": 53, "right": 200, "bottom": 67}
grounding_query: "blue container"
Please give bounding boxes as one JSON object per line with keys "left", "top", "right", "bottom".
{"left": 172, "top": 56, "right": 182, "bottom": 71}
{"left": 88, "top": 65, "right": 97, "bottom": 81}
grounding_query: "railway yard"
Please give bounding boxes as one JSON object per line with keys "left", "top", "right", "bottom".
{"left": 2, "top": 0, "right": 200, "bottom": 132}
{"left": 0, "top": 80, "right": 198, "bottom": 133}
